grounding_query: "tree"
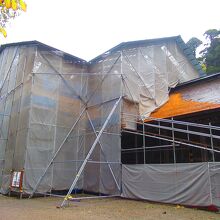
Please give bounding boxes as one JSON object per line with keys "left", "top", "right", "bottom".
{"left": 204, "top": 29, "right": 220, "bottom": 42}
{"left": 188, "top": 29, "right": 220, "bottom": 75}
{"left": 201, "top": 29, "right": 220, "bottom": 74}
{"left": 186, "top": 37, "right": 202, "bottom": 57}
{"left": 0, "top": 0, "right": 27, "bottom": 38}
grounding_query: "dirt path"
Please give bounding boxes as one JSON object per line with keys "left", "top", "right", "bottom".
{"left": 0, "top": 195, "right": 219, "bottom": 220}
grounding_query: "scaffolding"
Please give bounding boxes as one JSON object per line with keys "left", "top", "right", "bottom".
{"left": 1, "top": 39, "right": 219, "bottom": 208}
{"left": 121, "top": 114, "right": 220, "bottom": 163}
{"left": 121, "top": 114, "right": 220, "bottom": 208}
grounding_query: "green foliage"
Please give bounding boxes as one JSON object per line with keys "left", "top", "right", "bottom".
{"left": 188, "top": 29, "right": 220, "bottom": 75}
{"left": 186, "top": 37, "right": 202, "bottom": 57}
{"left": 206, "top": 66, "right": 220, "bottom": 74}
{"left": 204, "top": 29, "right": 220, "bottom": 42}
{"left": 202, "top": 29, "right": 220, "bottom": 74}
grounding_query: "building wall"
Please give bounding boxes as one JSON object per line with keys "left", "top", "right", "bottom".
{"left": 0, "top": 45, "right": 88, "bottom": 194}
{"left": 150, "top": 78, "right": 220, "bottom": 119}
{"left": 83, "top": 52, "right": 122, "bottom": 194}
{"left": 25, "top": 47, "right": 89, "bottom": 194}
{"left": 81, "top": 40, "right": 201, "bottom": 194}
{"left": 0, "top": 38, "right": 203, "bottom": 195}
{"left": 0, "top": 45, "right": 36, "bottom": 193}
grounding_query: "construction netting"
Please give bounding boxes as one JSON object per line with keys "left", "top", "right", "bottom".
{"left": 122, "top": 163, "right": 220, "bottom": 208}
{"left": 0, "top": 39, "right": 200, "bottom": 199}
{"left": 0, "top": 45, "right": 35, "bottom": 193}
{"left": 0, "top": 44, "right": 122, "bottom": 195}
{"left": 0, "top": 45, "right": 88, "bottom": 194}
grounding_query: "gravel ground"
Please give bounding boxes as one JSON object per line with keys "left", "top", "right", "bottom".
{"left": 0, "top": 194, "right": 219, "bottom": 220}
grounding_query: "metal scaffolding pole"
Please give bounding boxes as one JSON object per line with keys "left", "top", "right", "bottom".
{"left": 187, "top": 125, "right": 190, "bottom": 141}
{"left": 123, "top": 112, "right": 220, "bottom": 131}
{"left": 207, "top": 162, "right": 213, "bottom": 205}
{"left": 85, "top": 54, "right": 121, "bottom": 106}
{"left": 171, "top": 118, "right": 176, "bottom": 164}
{"left": 209, "top": 122, "right": 215, "bottom": 162}
{"left": 29, "top": 52, "right": 121, "bottom": 200}
{"left": 122, "top": 116, "right": 220, "bottom": 140}
{"left": 121, "top": 129, "right": 220, "bottom": 154}
{"left": 146, "top": 116, "right": 220, "bottom": 131}
{"left": 60, "top": 96, "right": 122, "bottom": 207}
{"left": 52, "top": 160, "right": 120, "bottom": 164}
{"left": 142, "top": 121, "right": 146, "bottom": 164}
{"left": 121, "top": 114, "right": 220, "bottom": 158}
{"left": 86, "top": 111, "right": 121, "bottom": 191}
{"left": 32, "top": 72, "right": 124, "bottom": 76}
{"left": 39, "top": 51, "right": 87, "bottom": 105}
{"left": 0, "top": 47, "right": 19, "bottom": 94}
{"left": 121, "top": 144, "right": 175, "bottom": 152}
{"left": 68, "top": 194, "right": 119, "bottom": 201}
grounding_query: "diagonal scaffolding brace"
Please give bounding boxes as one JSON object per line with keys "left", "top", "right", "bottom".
{"left": 86, "top": 111, "right": 120, "bottom": 191}
{"left": 29, "top": 54, "right": 121, "bottom": 199}
{"left": 60, "top": 96, "right": 122, "bottom": 207}
{"left": 29, "top": 106, "right": 87, "bottom": 198}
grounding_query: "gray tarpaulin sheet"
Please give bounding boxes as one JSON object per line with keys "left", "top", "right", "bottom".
{"left": 122, "top": 163, "right": 220, "bottom": 207}
{"left": 0, "top": 38, "right": 200, "bottom": 197}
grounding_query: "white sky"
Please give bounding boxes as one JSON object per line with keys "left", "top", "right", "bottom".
{"left": 0, "top": 0, "right": 219, "bottom": 61}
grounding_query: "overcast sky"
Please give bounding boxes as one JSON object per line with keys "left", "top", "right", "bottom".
{"left": 0, "top": 0, "right": 219, "bottom": 60}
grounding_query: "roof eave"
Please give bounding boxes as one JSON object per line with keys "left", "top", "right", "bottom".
{"left": 172, "top": 72, "right": 220, "bottom": 91}
{"left": 0, "top": 40, "right": 87, "bottom": 64}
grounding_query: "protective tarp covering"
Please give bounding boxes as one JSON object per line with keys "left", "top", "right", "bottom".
{"left": 0, "top": 45, "right": 88, "bottom": 194}
{"left": 0, "top": 44, "right": 121, "bottom": 196}
{"left": 0, "top": 38, "right": 200, "bottom": 197}
{"left": 122, "top": 163, "right": 220, "bottom": 208}
{"left": 119, "top": 43, "right": 199, "bottom": 118}
{"left": 23, "top": 49, "right": 87, "bottom": 194}
{"left": 0, "top": 46, "right": 34, "bottom": 193}
{"left": 83, "top": 52, "right": 122, "bottom": 195}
